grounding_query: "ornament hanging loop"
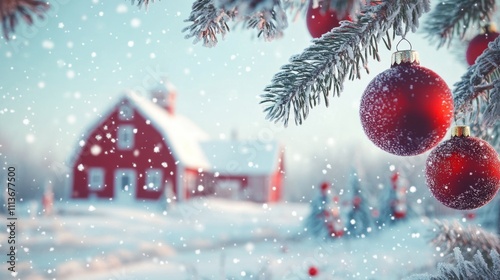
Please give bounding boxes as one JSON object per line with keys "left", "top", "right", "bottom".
{"left": 396, "top": 37, "right": 412, "bottom": 52}
{"left": 391, "top": 38, "right": 419, "bottom": 66}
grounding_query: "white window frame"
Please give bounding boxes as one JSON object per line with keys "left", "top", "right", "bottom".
{"left": 118, "top": 104, "right": 134, "bottom": 120}
{"left": 145, "top": 169, "right": 163, "bottom": 191}
{"left": 88, "top": 168, "right": 104, "bottom": 190}
{"left": 117, "top": 125, "right": 134, "bottom": 150}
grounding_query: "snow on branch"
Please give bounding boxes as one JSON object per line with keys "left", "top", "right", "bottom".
{"left": 0, "top": 0, "right": 49, "bottom": 40}
{"left": 429, "top": 220, "right": 500, "bottom": 264}
{"left": 183, "top": 0, "right": 290, "bottom": 47}
{"left": 261, "top": 0, "right": 431, "bottom": 126}
{"left": 130, "top": 0, "right": 157, "bottom": 9}
{"left": 453, "top": 36, "right": 500, "bottom": 128}
{"left": 215, "top": 0, "right": 278, "bottom": 15}
{"left": 183, "top": 0, "right": 235, "bottom": 47}
{"left": 422, "top": 0, "right": 495, "bottom": 48}
{"left": 405, "top": 248, "right": 500, "bottom": 280}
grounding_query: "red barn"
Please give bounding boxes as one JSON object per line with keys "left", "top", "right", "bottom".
{"left": 70, "top": 82, "right": 284, "bottom": 203}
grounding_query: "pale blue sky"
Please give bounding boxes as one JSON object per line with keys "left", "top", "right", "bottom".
{"left": 0, "top": 0, "right": 468, "bottom": 197}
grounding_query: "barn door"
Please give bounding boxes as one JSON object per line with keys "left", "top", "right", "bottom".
{"left": 114, "top": 169, "right": 136, "bottom": 202}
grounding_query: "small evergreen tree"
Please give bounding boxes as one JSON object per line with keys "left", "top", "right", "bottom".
{"left": 304, "top": 182, "right": 343, "bottom": 240}
{"left": 345, "top": 171, "right": 372, "bottom": 238}
{"left": 378, "top": 171, "right": 408, "bottom": 227}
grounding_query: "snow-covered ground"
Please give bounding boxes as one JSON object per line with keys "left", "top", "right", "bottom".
{"left": 0, "top": 198, "right": 441, "bottom": 280}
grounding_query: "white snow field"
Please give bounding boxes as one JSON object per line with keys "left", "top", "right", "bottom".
{"left": 0, "top": 198, "right": 441, "bottom": 280}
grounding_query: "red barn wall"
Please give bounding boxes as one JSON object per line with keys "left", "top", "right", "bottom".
{"left": 72, "top": 98, "right": 177, "bottom": 200}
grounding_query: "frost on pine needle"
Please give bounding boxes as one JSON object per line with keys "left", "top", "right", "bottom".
{"left": 422, "top": 0, "right": 495, "bottom": 48}
{"left": 261, "top": 0, "right": 431, "bottom": 126}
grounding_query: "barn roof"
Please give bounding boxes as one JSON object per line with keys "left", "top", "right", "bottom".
{"left": 121, "top": 91, "right": 281, "bottom": 176}
{"left": 200, "top": 140, "right": 282, "bottom": 176}
{"left": 125, "top": 91, "right": 211, "bottom": 169}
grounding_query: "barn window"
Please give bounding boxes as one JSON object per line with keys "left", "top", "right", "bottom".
{"left": 117, "top": 125, "right": 134, "bottom": 150}
{"left": 118, "top": 104, "right": 134, "bottom": 120}
{"left": 88, "top": 168, "right": 104, "bottom": 190}
{"left": 145, "top": 169, "right": 162, "bottom": 191}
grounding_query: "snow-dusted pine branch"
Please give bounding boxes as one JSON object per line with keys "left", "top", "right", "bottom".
{"left": 183, "top": 0, "right": 236, "bottom": 47}
{"left": 405, "top": 248, "right": 500, "bottom": 280}
{"left": 183, "top": 0, "right": 292, "bottom": 47}
{"left": 429, "top": 220, "right": 500, "bottom": 264}
{"left": 0, "top": 0, "right": 49, "bottom": 40}
{"left": 214, "top": 0, "right": 358, "bottom": 18}
{"left": 261, "top": 0, "right": 431, "bottom": 126}
{"left": 453, "top": 36, "right": 500, "bottom": 147}
{"left": 131, "top": 0, "right": 157, "bottom": 9}
{"left": 215, "top": 0, "right": 278, "bottom": 15}
{"left": 422, "top": 0, "right": 495, "bottom": 48}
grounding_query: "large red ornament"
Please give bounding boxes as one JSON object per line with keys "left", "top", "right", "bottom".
{"left": 306, "top": 1, "right": 350, "bottom": 38}
{"left": 466, "top": 25, "right": 499, "bottom": 65}
{"left": 359, "top": 50, "right": 454, "bottom": 156}
{"left": 308, "top": 265, "right": 319, "bottom": 277}
{"left": 425, "top": 126, "right": 500, "bottom": 210}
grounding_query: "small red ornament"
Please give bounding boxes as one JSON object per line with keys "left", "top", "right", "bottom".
{"left": 425, "top": 126, "right": 500, "bottom": 210}
{"left": 359, "top": 50, "right": 454, "bottom": 156}
{"left": 306, "top": 1, "right": 350, "bottom": 38}
{"left": 466, "top": 25, "right": 500, "bottom": 65}
{"left": 320, "top": 181, "right": 329, "bottom": 192}
{"left": 308, "top": 265, "right": 319, "bottom": 277}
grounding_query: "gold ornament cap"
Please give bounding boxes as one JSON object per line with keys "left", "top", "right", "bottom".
{"left": 482, "top": 23, "right": 497, "bottom": 34}
{"left": 451, "top": 125, "right": 471, "bottom": 137}
{"left": 391, "top": 50, "right": 420, "bottom": 66}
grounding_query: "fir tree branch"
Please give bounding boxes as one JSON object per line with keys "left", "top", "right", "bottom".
{"left": 183, "top": 0, "right": 236, "bottom": 47}
{"left": 131, "top": 0, "right": 157, "bottom": 9}
{"left": 453, "top": 36, "right": 500, "bottom": 130}
{"left": 429, "top": 220, "right": 500, "bottom": 264}
{"left": 215, "top": 0, "right": 278, "bottom": 15}
{"left": 0, "top": 0, "right": 49, "bottom": 40}
{"left": 261, "top": 0, "right": 431, "bottom": 126}
{"left": 404, "top": 248, "right": 500, "bottom": 280}
{"left": 422, "top": 0, "right": 495, "bottom": 48}
{"left": 184, "top": 0, "right": 291, "bottom": 46}
{"left": 245, "top": 4, "right": 288, "bottom": 41}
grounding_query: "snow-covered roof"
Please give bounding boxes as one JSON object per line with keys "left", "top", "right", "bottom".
{"left": 82, "top": 91, "right": 282, "bottom": 175}
{"left": 201, "top": 140, "right": 282, "bottom": 176}
{"left": 125, "top": 91, "right": 211, "bottom": 169}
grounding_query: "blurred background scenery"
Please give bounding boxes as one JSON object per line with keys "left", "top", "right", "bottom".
{"left": 0, "top": 0, "right": 499, "bottom": 279}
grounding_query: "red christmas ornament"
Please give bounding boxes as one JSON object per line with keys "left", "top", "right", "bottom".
{"left": 308, "top": 265, "right": 319, "bottom": 277}
{"left": 425, "top": 126, "right": 500, "bottom": 210}
{"left": 306, "top": 1, "right": 350, "bottom": 38}
{"left": 359, "top": 50, "right": 454, "bottom": 156}
{"left": 466, "top": 25, "right": 500, "bottom": 65}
